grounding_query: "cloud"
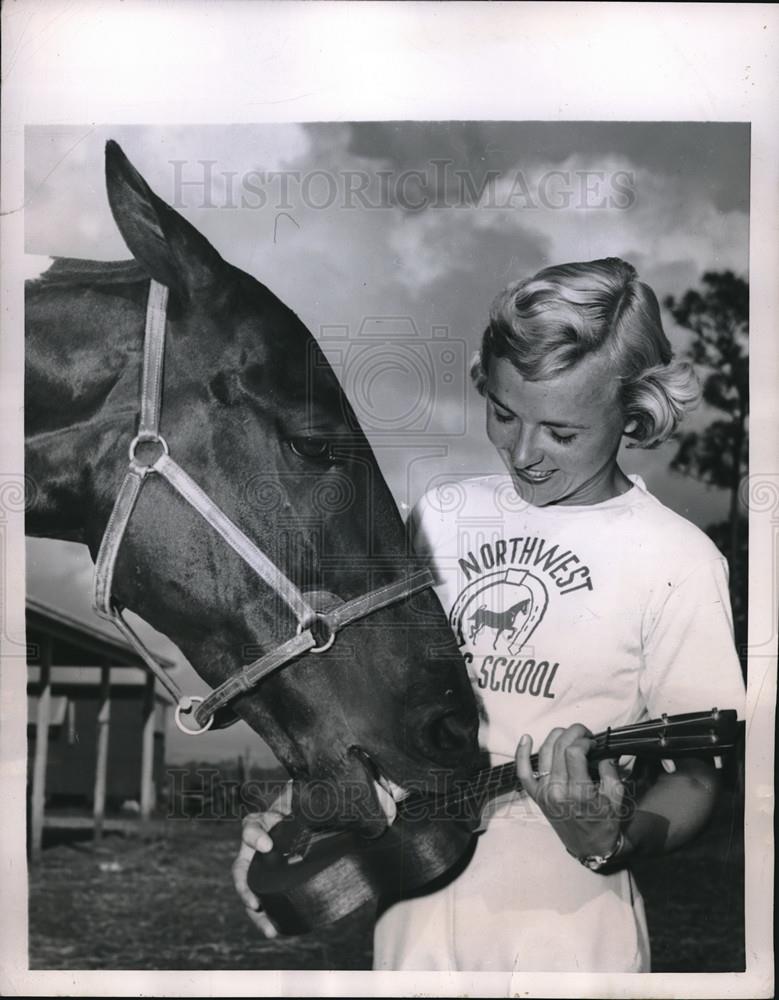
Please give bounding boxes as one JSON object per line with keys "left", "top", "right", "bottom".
{"left": 24, "top": 123, "right": 312, "bottom": 258}
{"left": 383, "top": 149, "right": 748, "bottom": 291}
{"left": 23, "top": 123, "right": 747, "bottom": 760}
{"left": 25, "top": 121, "right": 747, "bottom": 519}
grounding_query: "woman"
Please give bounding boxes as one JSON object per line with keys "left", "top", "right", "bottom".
{"left": 233, "top": 257, "right": 746, "bottom": 972}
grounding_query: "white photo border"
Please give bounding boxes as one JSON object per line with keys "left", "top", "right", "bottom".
{"left": 1, "top": 2, "right": 776, "bottom": 998}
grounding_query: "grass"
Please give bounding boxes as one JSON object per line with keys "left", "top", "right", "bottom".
{"left": 29, "top": 822, "right": 372, "bottom": 970}
{"left": 28, "top": 785, "right": 743, "bottom": 972}
{"left": 631, "top": 783, "right": 745, "bottom": 973}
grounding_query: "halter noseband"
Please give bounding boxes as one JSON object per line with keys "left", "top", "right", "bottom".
{"left": 93, "top": 280, "right": 434, "bottom": 735}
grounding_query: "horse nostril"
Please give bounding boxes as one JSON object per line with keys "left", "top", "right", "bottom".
{"left": 427, "top": 710, "right": 475, "bottom": 753}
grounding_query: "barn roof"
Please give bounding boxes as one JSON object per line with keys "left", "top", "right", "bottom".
{"left": 27, "top": 667, "right": 174, "bottom": 701}
{"left": 26, "top": 598, "right": 176, "bottom": 673}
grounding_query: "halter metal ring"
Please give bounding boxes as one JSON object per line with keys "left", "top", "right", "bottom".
{"left": 175, "top": 696, "right": 214, "bottom": 735}
{"left": 297, "top": 614, "right": 336, "bottom": 654}
{"left": 128, "top": 432, "right": 170, "bottom": 465}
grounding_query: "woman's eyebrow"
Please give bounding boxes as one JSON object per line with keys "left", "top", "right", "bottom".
{"left": 486, "top": 390, "right": 589, "bottom": 429}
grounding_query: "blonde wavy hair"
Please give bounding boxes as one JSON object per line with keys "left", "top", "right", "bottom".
{"left": 470, "top": 257, "right": 700, "bottom": 448}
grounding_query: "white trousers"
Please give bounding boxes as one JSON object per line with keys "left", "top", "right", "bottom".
{"left": 373, "top": 796, "right": 651, "bottom": 973}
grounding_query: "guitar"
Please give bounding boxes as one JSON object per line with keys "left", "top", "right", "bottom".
{"left": 246, "top": 708, "right": 741, "bottom": 935}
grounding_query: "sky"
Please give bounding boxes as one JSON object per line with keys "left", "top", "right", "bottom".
{"left": 24, "top": 122, "right": 750, "bottom": 764}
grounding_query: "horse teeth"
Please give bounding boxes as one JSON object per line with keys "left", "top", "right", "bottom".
{"left": 383, "top": 777, "right": 408, "bottom": 801}
{"left": 373, "top": 779, "right": 397, "bottom": 825}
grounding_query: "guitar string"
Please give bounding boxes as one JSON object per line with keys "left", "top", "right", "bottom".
{"left": 280, "top": 716, "right": 728, "bottom": 857}
{"left": 284, "top": 741, "right": 611, "bottom": 855}
{"left": 423, "top": 733, "right": 725, "bottom": 820}
{"left": 283, "top": 725, "right": 728, "bottom": 855}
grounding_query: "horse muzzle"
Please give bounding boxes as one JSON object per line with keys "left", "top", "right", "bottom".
{"left": 292, "top": 747, "right": 401, "bottom": 839}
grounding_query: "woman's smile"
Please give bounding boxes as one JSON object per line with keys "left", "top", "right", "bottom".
{"left": 513, "top": 466, "right": 556, "bottom": 484}
{"left": 485, "top": 353, "right": 636, "bottom": 507}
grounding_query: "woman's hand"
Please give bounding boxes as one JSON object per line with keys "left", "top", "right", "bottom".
{"left": 231, "top": 781, "right": 293, "bottom": 937}
{"left": 515, "top": 724, "right": 626, "bottom": 861}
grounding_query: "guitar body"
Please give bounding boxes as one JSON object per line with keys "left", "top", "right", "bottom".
{"left": 247, "top": 807, "right": 477, "bottom": 934}
{"left": 247, "top": 709, "right": 741, "bottom": 935}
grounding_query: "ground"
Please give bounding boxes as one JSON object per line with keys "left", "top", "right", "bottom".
{"left": 28, "top": 787, "right": 744, "bottom": 972}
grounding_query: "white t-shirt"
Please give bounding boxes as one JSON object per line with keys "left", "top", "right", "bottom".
{"left": 373, "top": 474, "right": 745, "bottom": 973}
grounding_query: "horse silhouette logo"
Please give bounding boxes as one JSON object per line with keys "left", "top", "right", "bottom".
{"left": 450, "top": 568, "right": 548, "bottom": 655}
{"left": 468, "top": 597, "right": 531, "bottom": 649}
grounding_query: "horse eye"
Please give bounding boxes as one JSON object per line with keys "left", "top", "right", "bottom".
{"left": 289, "top": 437, "right": 334, "bottom": 463}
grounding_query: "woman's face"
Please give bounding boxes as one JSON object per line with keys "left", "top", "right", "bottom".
{"left": 485, "top": 353, "right": 635, "bottom": 507}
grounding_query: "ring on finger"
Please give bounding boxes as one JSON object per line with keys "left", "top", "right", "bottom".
{"left": 533, "top": 769, "right": 551, "bottom": 779}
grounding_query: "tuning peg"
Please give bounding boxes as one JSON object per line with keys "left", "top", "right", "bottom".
{"left": 660, "top": 758, "right": 676, "bottom": 774}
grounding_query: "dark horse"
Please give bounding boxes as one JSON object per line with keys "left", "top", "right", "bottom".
{"left": 25, "top": 141, "right": 478, "bottom": 838}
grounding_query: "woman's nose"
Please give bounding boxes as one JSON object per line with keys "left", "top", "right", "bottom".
{"left": 510, "top": 427, "right": 541, "bottom": 468}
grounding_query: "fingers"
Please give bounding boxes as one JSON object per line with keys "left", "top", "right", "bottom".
{"left": 245, "top": 906, "right": 279, "bottom": 939}
{"left": 232, "top": 839, "right": 263, "bottom": 909}
{"left": 536, "top": 726, "right": 565, "bottom": 778}
{"left": 516, "top": 727, "right": 568, "bottom": 801}
{"left": 233, "top": 812, "right": 281, "bottom": 907}
{"left": 234, "top": 784, "right": 293, "bottom": 915}
{"left": 548, "top": 725, "right": 589, "bottom": 788}
{"left": 515, "top": 733, "right": 539, "bottom": 797}
{"left": 550, "top": 724, "right": 590, "bottom": 771}
{"left": 233, "top": 783, "right": 293, "bottom": 939}
{"left": 597, "top": 758, "right": 626, "bottom": 813}
{"left": 233, "top": 839, "right": 280, "bottom": 938}
{"left": 517, "top": 725, "right": 596, "bottom": 804}
{"left": 241, "top": 788, "right": 291, "bottom": 850}
{"left": 557, "top": 741, "right": 593, "bottom": 797}
{"left": 241, "top": 813, "right": 279, "bottom": 853}
{"left": 518, "top": 727, "right": 626, "bottom": 860}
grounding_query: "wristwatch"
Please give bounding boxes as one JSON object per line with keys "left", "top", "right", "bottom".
{"left": 569, "top": 831, "right": 625, "bottom": 872}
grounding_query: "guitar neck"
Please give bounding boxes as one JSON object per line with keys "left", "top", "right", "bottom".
{"left": 398, "top": 709, "right": 740, "bottom": 820}
{"left": 469, "top": 726, "right": 642, "bottom": 801}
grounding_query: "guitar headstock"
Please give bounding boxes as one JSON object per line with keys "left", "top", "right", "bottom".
{"left": 594, "top": 708, "right": 741, "bottom": 761}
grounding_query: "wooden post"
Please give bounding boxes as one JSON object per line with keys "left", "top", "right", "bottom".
{"left": 140, "top": 671, "right": 156, "bottom": 824}
{"left": 162, "top": 702, "right": 172, "bottom": 818}
{"left": 93, "top": 665, "right": 111, "bottom": 841}
{"left": 30, "top": 635, "right": 52, "bottom": 863}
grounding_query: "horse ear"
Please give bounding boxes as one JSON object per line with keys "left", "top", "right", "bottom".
{"left": 104, "top": 140, "right": 225, "bottom": 297}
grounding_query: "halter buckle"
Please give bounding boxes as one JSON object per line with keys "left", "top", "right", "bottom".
{"left": 174, "top": 696, "right": 214, "bottom": 735}
{"left": 297, "top": 614, "right": 336, "bottom": 654}
{"left": 129, "top": 432, "right": 170, "bottom": 468}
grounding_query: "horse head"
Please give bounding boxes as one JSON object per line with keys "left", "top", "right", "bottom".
{"left": 25, "top": 141, "right": 479, "bottom": 837}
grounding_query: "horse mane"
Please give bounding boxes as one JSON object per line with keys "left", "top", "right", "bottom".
{"left": 28, "top": 257, "right": 148, "bottom": 289}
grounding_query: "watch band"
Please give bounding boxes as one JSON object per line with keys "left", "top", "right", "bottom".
{"left": 569, "top": 830, "right": 625, "bottom": 872}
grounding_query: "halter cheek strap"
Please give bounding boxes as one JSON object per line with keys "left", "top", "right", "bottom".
{"left": 93, "top": 279, "right": 434, "bottom": 734}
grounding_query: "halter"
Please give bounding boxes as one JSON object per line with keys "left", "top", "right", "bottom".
{"left": 93, "top": 280, "right": 434, "bottom": 735}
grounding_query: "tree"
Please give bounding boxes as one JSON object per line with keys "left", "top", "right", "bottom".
{"left": 663, "top": 271, "right": 749, "bottom": 672}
